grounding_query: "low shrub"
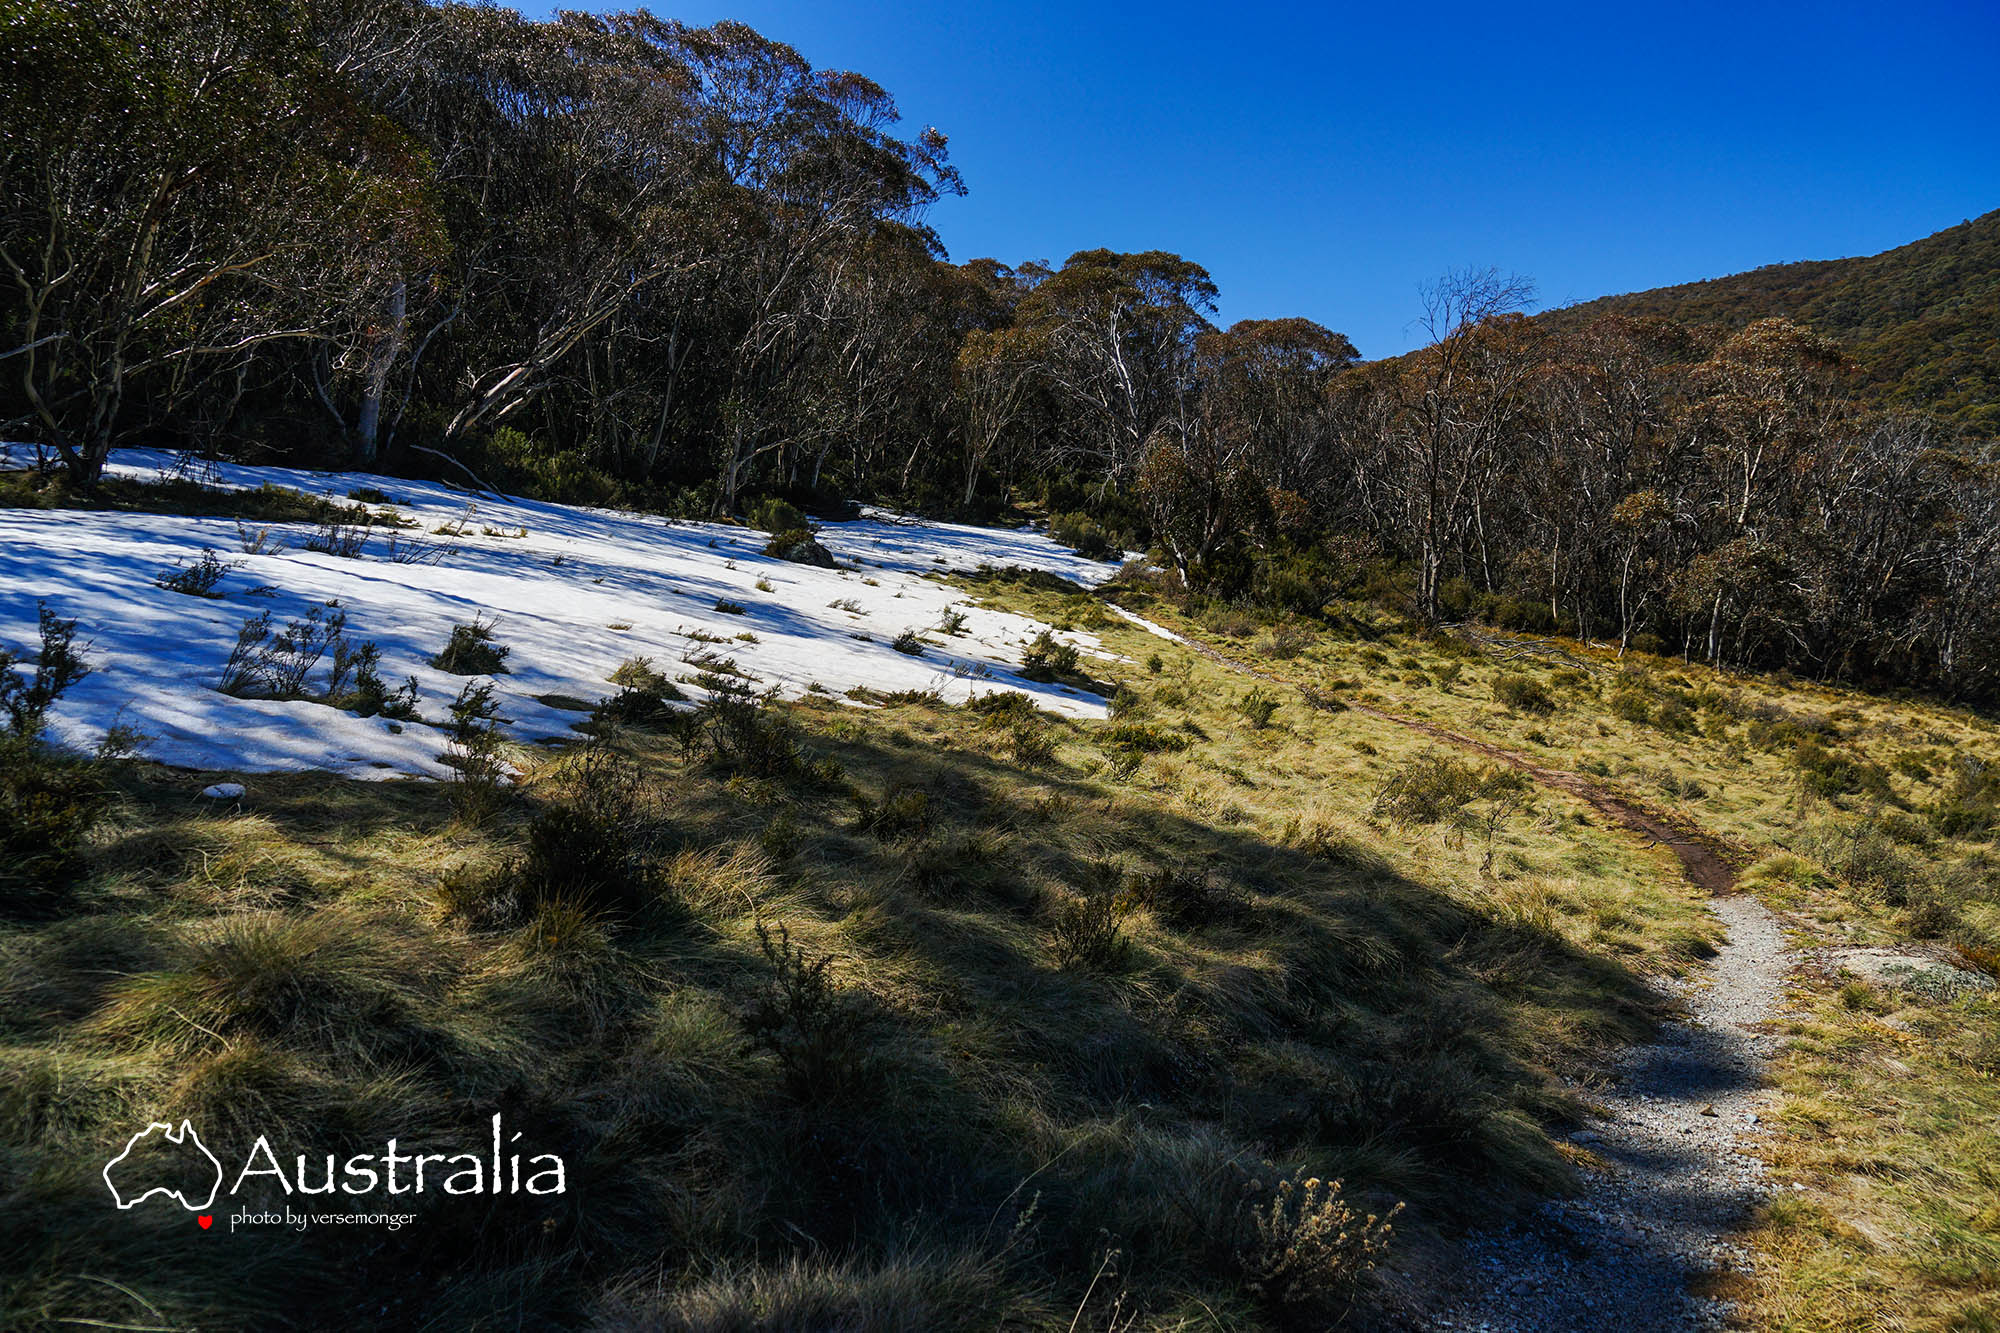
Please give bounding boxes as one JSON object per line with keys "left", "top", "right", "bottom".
{"left": 304, "top": 519, "right": 370, "bottom": 558}
{"left": 1492, "top": 672, "right": 1555, "bottom": 714}
{"left": 1370, "top": 751, "right": 1527, "bottom": 828}
{"left": 1046, "top": 885, "right": 1130, "bottom": 970}
{"left": 742, "top": 921, "right": 876, "bottom": 1099}
{"left": 431, "top": 614, "right": 511, "bottom": 675}
{"left": 0, "top": 603, "right": 90, "bottom": 738}
{"left": 1103, "top": 721, "right": 1190, "bottom": 755}
{"left": 594, "top": 657, "right": 687, "bottom": 730}
{"left": 852, "top": 784, "right": 933, "bottom": 840}
{"left": 1791, "top": 738, "right": 1893, "bottom": 800}
{"left": 696, "top": 679, "right": 836, "bottom": 783}
{"left": 218, "top": 605, "right": 352, "bottom": 699}
{"left": 1010, "top": 718, "right": 1059, "bottom": 767}
{"left": 1019, "top": 630, "right": 1081, "bottom": 683}
{"left": 154, "top": 546, "right": 237, "bottom": 597}
{"left": 441, "top": 680, "right": 508, "bottom": 822}
{"left": 1226, "top": 1163, "right": 1400, "bottom": 1312}
{"left": 765, "top": 527, "right": 835, "bottom": 566}
{"left": 0, "top": 736, "right": 107, "bottom": 907}
{"left": 1257, "top": 625, "right": 1313, "bottom": 660}
{"left": 1237, "top": 689, "right": 1280, "bottom": 730}
{"left": 746, "top": 495, "right": 807, "bottom": 534}
{"left": 1047, "top": 511, "right": 1121, "bottom": 561}
{"left": 891, "top": 630, "right": 925, "bottom": 657}
{"left": 1608, "top": 686, "right": 1652, "bottom": 725}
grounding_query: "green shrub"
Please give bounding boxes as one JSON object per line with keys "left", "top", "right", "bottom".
{"left": 891, "top": 630, "right": 926, "bottom": 657}
{"left": 1608, "top": 687, "right": 1652, "bottom": 725}
{"left": 742, "top": 922, "right": 876, "bottom": 1099}
{"left": 746, "top": 495, "right": 807, "bottom": 534}
{"left": 1019, "top": 630, "right": 1081, "bottom": 682}
{"left": 764, "top": 527, "right": 834, "bottom": 566}
{"left": 1046, "top": 886, "right": 1129, "bottom": 970}
{"left": 1237, "top": 689, "right": 1280, "bottom": 730}
{"left": 154, "top": 545, "right": 236, "bottom": 597}
{"left": 1010, "top": 718, "right": 1058, "bottom": 767}
{"left": 506, "top": 746, "right": 655, "bottom": 917}
{"left": 1370, "top": 752, "right": 1527, "bottom": 828}
{"left": 1492, "top": 672, "right": 1555, "bottom": 714}
{"left": 1792, "top": 738, "right": 1892, "bottom": 800}
{"left": 431, "top": 614, "right": 511, "bottom": 675}
{"left": 1047, "top": 511, "right": 1120, "bottom": 561}
{"left": 853, "top": 784, "right": 933, "bottom": 840}
{"left": 714, "top": 599, "right": 748, "bottom": 615}
{"left": 0, "top": 603, "right": 90, "bottom": 738}
{"left": 1258, "top": 625, "right": 1313, "bottom": 660}
{"left": 596, "top": 657, "right": 688, "bottom": 730}
{"left": 0, "top": 737, "right": 106, "bottom": 907}
{"left": 695, "top": 680, "right": 835, "bottom": 783}
{"left": 442, "top": 680, "right": 508, "bottom": 822}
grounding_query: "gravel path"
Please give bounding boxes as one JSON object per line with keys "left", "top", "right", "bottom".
{"left": 1425, "top": 893, "right": 1791, "bottom": 1331}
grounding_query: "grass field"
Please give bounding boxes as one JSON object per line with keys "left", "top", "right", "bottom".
{"left": 3, "top": 563, "right": 1995, "bottom": 1329}
{"left": 1109, "top": 574, "right": 2000, "bottom": 1331}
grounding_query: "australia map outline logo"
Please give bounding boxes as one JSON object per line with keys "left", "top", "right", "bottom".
{"left": 103, "top": 1119, "right": 224, "bottom": 1212}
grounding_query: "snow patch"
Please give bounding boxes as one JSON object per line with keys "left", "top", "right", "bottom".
{"left": 0, "top": 446, "right": 1120, "bottom": 779}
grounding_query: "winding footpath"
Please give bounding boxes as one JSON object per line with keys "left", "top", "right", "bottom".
{"left": 1106, "top": 605, "right": 1795, "bottom": 1331}
{"left": 1429, "top": 892, "right": 1789, "bottom": 1331}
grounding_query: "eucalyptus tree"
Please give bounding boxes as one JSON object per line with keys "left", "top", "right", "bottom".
{"left": 0, "top": 0, "right": 435, "bottom": 483}
{"left": 1017, "top": 250, "right": 1218, "bottom": 488}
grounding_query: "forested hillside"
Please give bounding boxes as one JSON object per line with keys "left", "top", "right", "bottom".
{"left": 3, "top": 2, "right": 1997, "bottom": 704}
{"left": 1541, "top": 209, "right": 2000, "bottom": 434}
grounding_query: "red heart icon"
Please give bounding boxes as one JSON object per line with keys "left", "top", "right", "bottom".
{"left": 198, "top": 1215, "right": 213, "bottom": 1230}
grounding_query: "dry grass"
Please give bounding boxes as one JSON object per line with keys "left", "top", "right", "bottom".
{"left": 1105, "top": 583, "right": 2000, "bottom": 1332}
{"left": 13, "top": 575, "right": 1953, "bottom": 1330}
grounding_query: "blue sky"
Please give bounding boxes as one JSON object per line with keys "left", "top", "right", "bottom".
{"left": 531, "top": 0, "right": 1999, "bottom": 357}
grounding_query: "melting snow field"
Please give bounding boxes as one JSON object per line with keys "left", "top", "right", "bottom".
{"left": 0, "top": 447, "right": 1123, "bottom": 779}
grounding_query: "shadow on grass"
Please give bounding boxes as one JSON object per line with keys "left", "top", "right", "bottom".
{"left": 0, "top": 701, "right": 1716, "bottom": 1331}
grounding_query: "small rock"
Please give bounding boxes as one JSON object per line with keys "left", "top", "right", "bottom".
{"left": 199, "top": 782, "right": 245, "bottom": 800}
{"left": 1700, "top": 1103, "right": 1719, "bottom": 1117}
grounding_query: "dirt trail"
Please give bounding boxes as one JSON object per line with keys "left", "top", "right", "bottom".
{"left": 1107, "top": 606, "right": 1791, "bottom": 1330}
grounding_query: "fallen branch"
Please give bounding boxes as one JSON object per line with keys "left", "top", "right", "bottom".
{"left": 405, "top": 444, "right": 508, "bottom": 502}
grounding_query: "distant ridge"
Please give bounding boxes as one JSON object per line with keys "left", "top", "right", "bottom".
{"left": 1542, "top": 209, "right": 2000, "bottom": 435}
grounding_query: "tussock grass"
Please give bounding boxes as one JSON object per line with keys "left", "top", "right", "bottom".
{"left": 3, "top": 584, "right": 1770, "bottom": 1329}
{"left": 1106, "top": 577, "right": 2000, "bottom": 1329}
